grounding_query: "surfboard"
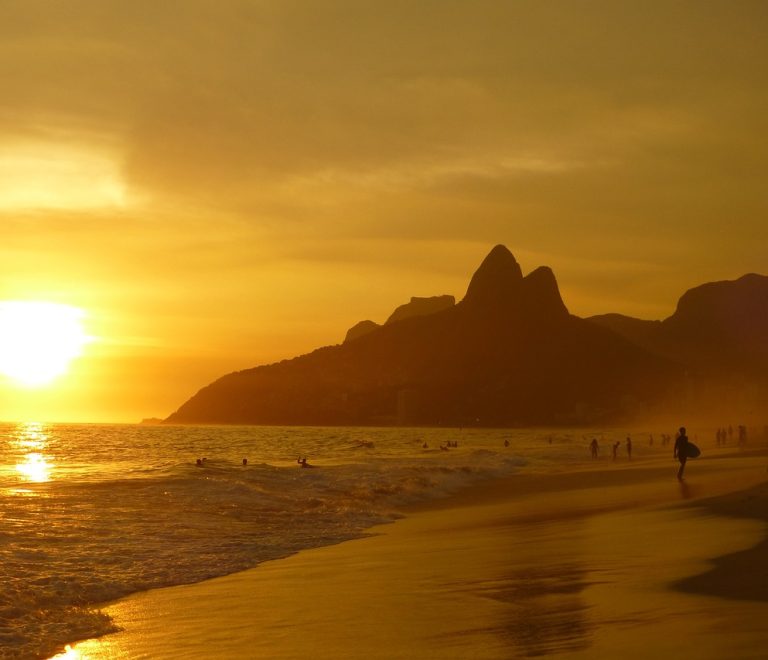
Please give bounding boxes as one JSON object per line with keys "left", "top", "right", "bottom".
{"left": 686, "top": 442, "right": 701, "bottom": 458}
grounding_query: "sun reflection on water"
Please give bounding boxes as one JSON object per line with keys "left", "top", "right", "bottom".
{"left": 49, "top": 643, "right": 89, "bottom": 659}
{"left": 16, "top": 452, "right": 52, "bottom": 482}
{"left": 10, "top": 422, "right": 55, "bottom": 484}
{"left": 16, "top": 421, "right": 47, "bottom": 449}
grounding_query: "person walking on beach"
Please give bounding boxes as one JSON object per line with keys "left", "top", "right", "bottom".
{"left": 674, "top": 426, "right": 689, "bottom": 480}
{"left": 590, "top": 438, "right": 599, "bottom": 459}
{"left": 612, "top": 441, "right": 620, "bottom": 461}
{"left": 626, "top": 436, "right": 632, "bottom": 460}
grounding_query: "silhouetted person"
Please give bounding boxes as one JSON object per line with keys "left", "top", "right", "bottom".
{"left": 297, "top": 457, "right": 312, "bottom": 468}
{"left": 674, "top": 426, "right": 689, "bottom": 481}
{"left": 626, "top": 436, "right": 632, "bottom": 460}
{"left": 590, "top": 438, "right": 599, "bottom": 459}
{"left": 612, "top": 441, "right": 620, "bottom": 461}
{"left": 196, "top": 458, "right": 203, "bottom": 467}
{"left": 242, "top": 458, "right": 248, "bottom": 466}
{"left": 422, "top": 442, "right": 428, "bottom": 449}
{"left": 504, "top": 439, "right": 510, "bottom": 447}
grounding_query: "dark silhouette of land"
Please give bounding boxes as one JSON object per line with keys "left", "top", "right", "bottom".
{"left": 588, "top": 274, "right": 768, "bottom": 376}
{"left": 589, "top": 273, "right": 768, "bottom": 418}
{"left": 165, "top": 245, "right": 768, "bottom": 426}
{"left": 344, "top": 295, "right": 455, "bottom": 343}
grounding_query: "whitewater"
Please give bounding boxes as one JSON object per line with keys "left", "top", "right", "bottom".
{"left": 1, "top": 422, "right": 615, "bottom": 659}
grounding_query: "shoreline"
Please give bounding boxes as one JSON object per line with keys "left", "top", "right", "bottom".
{"left": 674, "top": 478, "right": 768, "bottom": 603}
{"left": 65, "top": 449, "right": 768, "bottom": 659}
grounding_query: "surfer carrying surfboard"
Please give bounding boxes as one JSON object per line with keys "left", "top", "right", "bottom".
{"left": 674, "top": 426, "right": 689, "bottom": 480}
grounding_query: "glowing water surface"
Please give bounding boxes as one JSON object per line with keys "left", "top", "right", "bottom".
{"left": 0, "top": 421, "right": 659, "bottom": 659}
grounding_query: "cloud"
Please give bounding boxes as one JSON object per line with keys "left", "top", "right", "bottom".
{"left": 2, "top": 1, "right": 768, "bottom": 420}
{"left": 0, "top": 140, "right": 129, "bottom": 210}
{"left": 2, "top": 2, "right": 767, "bottom": 211}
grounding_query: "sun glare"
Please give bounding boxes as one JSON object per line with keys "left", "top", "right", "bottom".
{"left": 16, "top": 452, "right": 52, "bottom": 483}
{"left": 0, "top": 302, "right": 91, "bottom": 387}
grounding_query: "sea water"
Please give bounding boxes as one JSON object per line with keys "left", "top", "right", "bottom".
{"left": 0, "top": 422, "right": 608, "bottom": 659}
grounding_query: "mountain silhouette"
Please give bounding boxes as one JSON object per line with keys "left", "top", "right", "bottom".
{"left": 589, "top": 273, "right": 768, "bottom": 382}
{"left": 385, "top": 295, "right": 455, "bottom": 326}
{"left": 166, "top": 245, "right": 684, "bottom": 426}
{"left": 343, "top": 295, "right": 455, "bottom": 344}
{"left": 344, "top": 320, "right": 381, "bottom": 344}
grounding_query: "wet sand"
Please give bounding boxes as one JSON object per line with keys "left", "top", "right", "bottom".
{"left": 65, "top": 449, "right": 768, "bottom": 659}
{"left": 674, "top": 478, "right": 768, "bottom": 604}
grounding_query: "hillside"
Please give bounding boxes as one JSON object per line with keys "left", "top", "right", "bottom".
{"left": 589, "top": 274, "right": 768, "bottom": 377}
{"left": 166, "top": 245, "right": 680, "bottom": 426}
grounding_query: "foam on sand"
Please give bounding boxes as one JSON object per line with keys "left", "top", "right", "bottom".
{"left": 66, "top": 451, "right": 768, "bottom": 659}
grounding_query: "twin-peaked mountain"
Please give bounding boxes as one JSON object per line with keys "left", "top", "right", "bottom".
{"left": 166, "top": 245, "right": 713, "bottom": 426}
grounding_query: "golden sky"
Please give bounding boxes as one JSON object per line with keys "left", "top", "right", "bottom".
{"left": 1, "top": 1, "right": 767, "bottom": 422}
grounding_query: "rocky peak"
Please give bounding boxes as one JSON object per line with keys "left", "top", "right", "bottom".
{"left": 344, "top": 320, "right": 381, "bottom": 343}
{"left": 673, "top": 273, "right": 768, "bottom": 324}
{"left": 462, "top": 244, "right": 524, "bottom": 306}
{"left": 385, "top": 295, "right": 455, "bottom": 325}
{"left": 344, "top": 295, "right": 455, "bottom": 344}
{"left": 522, "top": 266, "right": 569, "bottom": 318}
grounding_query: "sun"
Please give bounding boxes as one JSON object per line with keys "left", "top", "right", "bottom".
{"left": 0, "top": 302, "right": 91, "bottom": 387}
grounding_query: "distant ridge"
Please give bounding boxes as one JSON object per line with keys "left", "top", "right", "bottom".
{"left": 344, "top": 320, "right": 381, "bottom": 344}
{"left": 589, "top": 273, "right": 768, "bottom": 377}
{"left": 344, "top": 295, "right": 455, "bottom": 344}
{"left": 165, "top": 244, "right": 768, "bottom": 427}
{"left": 385, "top": 295, "right": 455, "bottom": 326}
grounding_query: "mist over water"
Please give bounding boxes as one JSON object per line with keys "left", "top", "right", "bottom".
{"left": 0, "top": 422, "right": 684, "bottom": 659}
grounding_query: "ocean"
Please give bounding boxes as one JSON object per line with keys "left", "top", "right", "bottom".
{"left": 0, "top": 422, "right": 629, "bottom": 659}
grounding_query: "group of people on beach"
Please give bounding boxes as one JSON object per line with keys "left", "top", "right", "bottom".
{"left": 715, "top": 424, "right": 749, "bottom": 447}
{"left": 588, "top": 436, "right": 632, "bottom": 461}
{"left": 588, "top": 426, "right": 693, "bottom": 480}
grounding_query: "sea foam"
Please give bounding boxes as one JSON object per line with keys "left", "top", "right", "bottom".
{"left": 1, "top": 423, "right": 551, "bottom": 659}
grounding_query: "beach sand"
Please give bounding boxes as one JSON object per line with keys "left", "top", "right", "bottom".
{"left": 65, "top": 450, "right": 768, "bottom": 659}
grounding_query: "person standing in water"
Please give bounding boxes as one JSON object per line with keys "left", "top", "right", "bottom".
{"left": 674, "top": 426, "right": 689, "bottom": 480}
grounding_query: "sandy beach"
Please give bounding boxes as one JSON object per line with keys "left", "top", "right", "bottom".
{"left": 65, "top": 448, "right": 768, "bottom": 659}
